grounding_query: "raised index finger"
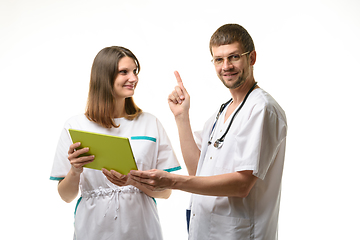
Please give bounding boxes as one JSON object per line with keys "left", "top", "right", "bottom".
{"left": 174, "top": 71, "right": 188, "bottom": 95}
{"left": 174, "top": 71, "right": 183, "bottom": 86}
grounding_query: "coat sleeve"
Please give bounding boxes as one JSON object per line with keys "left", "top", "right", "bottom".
{"left": 234, "top": 105, "right": 287, "bottom": 180}
{"left": 155, "top": 118, "right": 181, "bottom": 173}
{"left": 50, "top": 125, "right": 72, "bottom": 180}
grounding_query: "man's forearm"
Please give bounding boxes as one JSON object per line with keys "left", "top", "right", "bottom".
{"left": 172, "top": 171, "right": 257, "bottom": 198}
{"left": 175, "top": 113, "right": 200, "bottom": 176}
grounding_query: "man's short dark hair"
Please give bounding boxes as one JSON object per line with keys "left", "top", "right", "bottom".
{"left": 209, "top": 24, "right": 255, "bottom": 55}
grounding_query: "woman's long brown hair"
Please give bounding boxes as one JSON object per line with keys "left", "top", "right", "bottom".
{"left": 85, "top": 46, "right": 142, "bottom": 128}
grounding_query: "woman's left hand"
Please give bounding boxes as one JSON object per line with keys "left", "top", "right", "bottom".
{"left": 102, "top": 169, "right": 133, "bottom": 187}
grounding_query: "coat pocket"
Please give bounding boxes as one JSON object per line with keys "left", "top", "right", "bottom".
{"left": 130, "top": 137, "right": 157, "bottom": 170}
{"left": 209, "top": 213, "right": 251, "bottom": 240}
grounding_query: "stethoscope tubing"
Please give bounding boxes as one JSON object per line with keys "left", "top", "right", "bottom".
{"left": 208, "top": 82, "right": 258, "bottom": 148}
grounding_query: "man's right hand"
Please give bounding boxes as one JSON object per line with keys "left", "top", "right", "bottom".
{"left": 168, "top": 71, "right": 190, "bottom": 117}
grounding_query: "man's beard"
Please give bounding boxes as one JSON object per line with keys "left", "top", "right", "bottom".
{"left": 220, "top": 74, "right": 246, "bottom": 89}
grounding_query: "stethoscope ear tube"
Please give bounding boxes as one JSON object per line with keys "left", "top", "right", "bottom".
{"left": 208, "top": 82, "right": 258, "bottom": 148}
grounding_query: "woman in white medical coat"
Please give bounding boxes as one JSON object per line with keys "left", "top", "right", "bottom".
{"left": 50, "top": 46, "right": 181, "bottom": 240}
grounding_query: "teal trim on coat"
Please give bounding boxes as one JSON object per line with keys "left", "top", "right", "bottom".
{"left": 164, "top": 166, "right": 182, "bottom": 172}
{"left": 74, "top": 197, "right": 82, "bottom": 217}
{"left": 131, "top": 136, "right": 156, "bottom": 142}
{"left": 50, "top": 176, "right": 65, "bottom": 181}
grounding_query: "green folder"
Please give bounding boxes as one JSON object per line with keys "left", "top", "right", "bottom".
{"left": 68, "top": 129, "right": 138, "bottom": 174}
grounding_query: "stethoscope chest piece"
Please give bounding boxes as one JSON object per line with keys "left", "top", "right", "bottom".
{"left": 213, "top": 139, "right": 224, "bottom": 148}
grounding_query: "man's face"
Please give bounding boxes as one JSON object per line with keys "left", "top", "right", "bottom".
{"left": 211, "top": 42, "right": 251, "bottom": 89}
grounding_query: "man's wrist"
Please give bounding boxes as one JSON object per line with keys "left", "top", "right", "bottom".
{"left": 172, "top": 174, "right": 190, "bottom": 191}
{"left": 175, "top": 114, "right": 191, "bottom": 128}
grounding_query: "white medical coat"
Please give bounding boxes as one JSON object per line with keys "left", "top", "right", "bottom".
{"left": 50, "top": 112, "right": 181, "bottom": 240}
{"left": 189, "top": 88, "right": 287, "bottom": 240}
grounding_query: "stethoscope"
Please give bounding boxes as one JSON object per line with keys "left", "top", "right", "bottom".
{"left": 208, "top": 82, "right": 258, "bottom": 148}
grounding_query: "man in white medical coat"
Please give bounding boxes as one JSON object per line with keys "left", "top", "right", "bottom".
{"left": 130, "top": 24, "right": 287, "bottom": 240}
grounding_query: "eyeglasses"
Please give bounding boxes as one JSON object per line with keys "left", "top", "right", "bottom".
{"left": 211, "top": 51, "right": 250, "bottom": 66}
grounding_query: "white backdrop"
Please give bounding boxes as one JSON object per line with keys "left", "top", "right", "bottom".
{"left": 1, "top": 0, "right": 359, "bottom": 239}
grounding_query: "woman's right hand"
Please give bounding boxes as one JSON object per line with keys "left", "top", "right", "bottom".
{"left": 68, "top": 142, "right": 95, "bottom": 174}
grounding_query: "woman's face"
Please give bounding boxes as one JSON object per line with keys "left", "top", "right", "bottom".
{"left": 113, "top": 56, "right": 139, "bottom": 99}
